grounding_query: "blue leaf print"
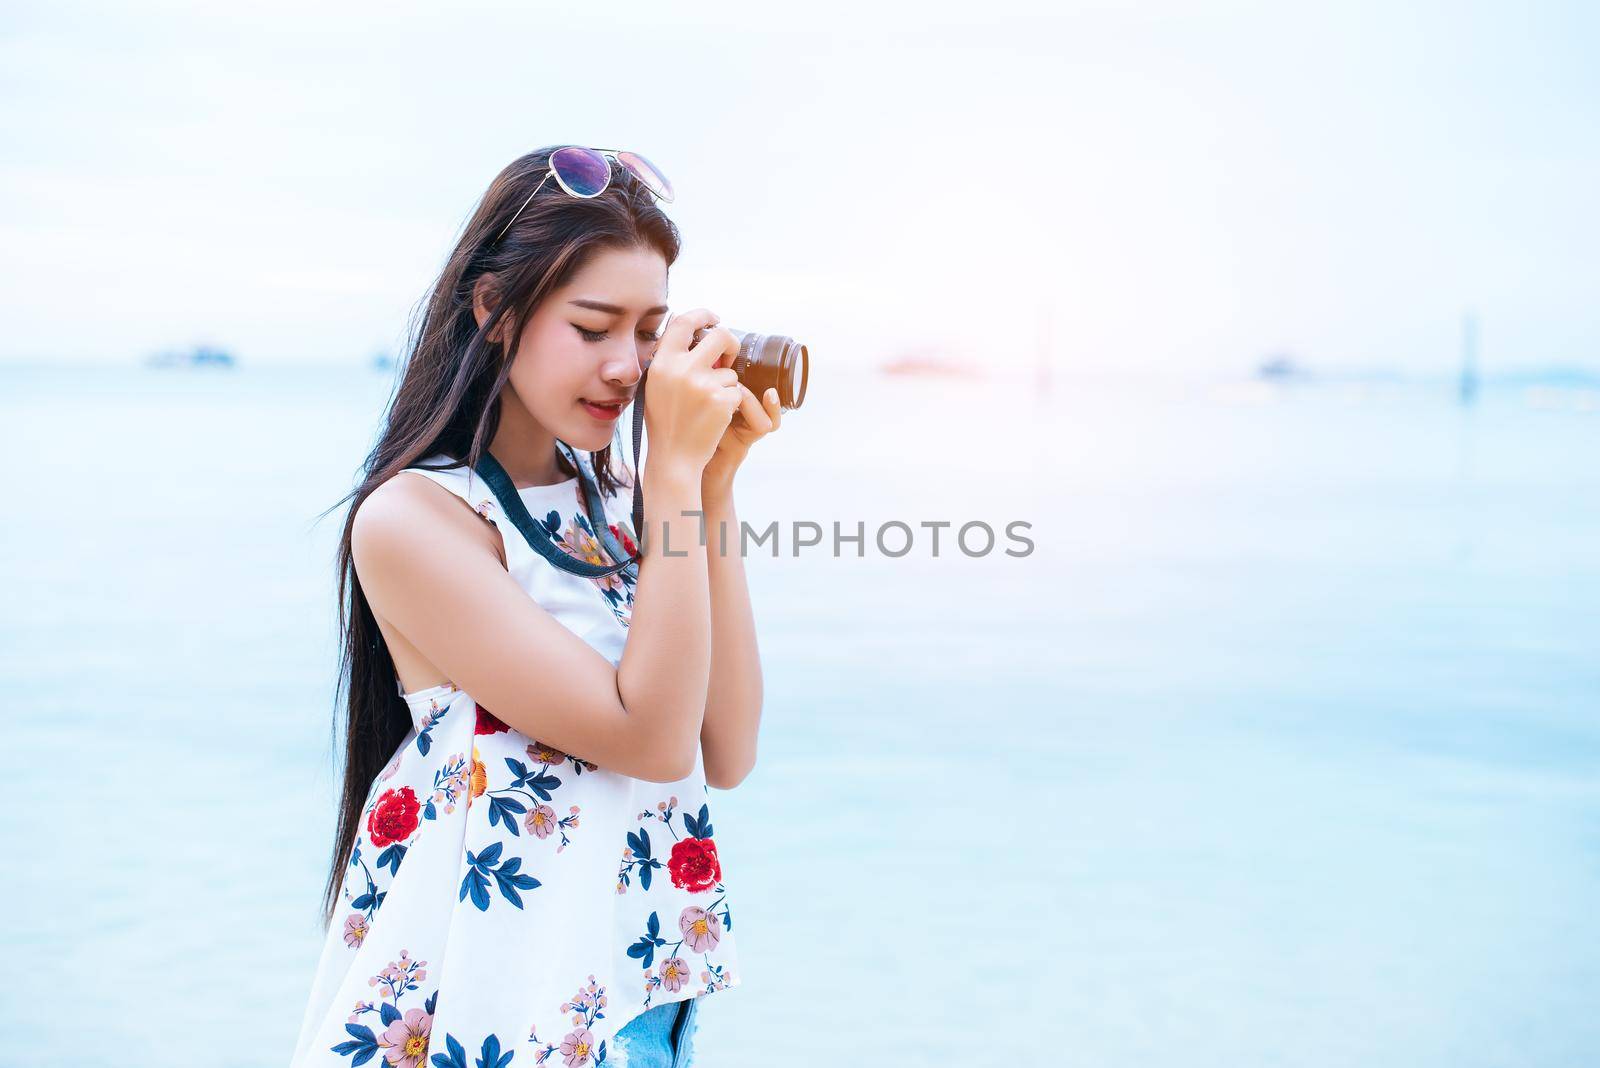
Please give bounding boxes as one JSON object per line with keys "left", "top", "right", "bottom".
{"left": 414, "top": 699, "right": 450, "bottom": 756}
{"left": 332, "top": 1023, "right": 379, "bottom": 1065}
{"left": 431, "top": 1033, "right": 468, "bottom": 1068}
{"left": 476, "top": 1034, "right": 514, "bottom": 1068}
{"left": 487, "top": 795, "right": 526, "bottom": 835}
{"left": 504, "top": 757, "right": 563, "bottom": 800}
{"left": 376, "top": 843, "right": 406, "bottom": 875}
{"left": 459, "top": 841, "right": 541, "bottom": 912}
{"left": 626, "top": 910, "right": 666, "bottom": 969}
{"left": 490, "top": 856, "right": 540, "bottom": 909}
{"left": 683, "top": 803, "right": 713, "bottom": 839}
{"left": 527, "top": 773, "right": 562, "bottom": 801}
{"left": 460, "top": 859, "right": 492, "bottom": 912}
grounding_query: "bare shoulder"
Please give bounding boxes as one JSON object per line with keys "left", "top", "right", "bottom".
{"left": 352, "top": 469, "right": 504, "bottom": 587}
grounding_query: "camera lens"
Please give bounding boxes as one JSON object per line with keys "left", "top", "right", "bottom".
{"left": 732, "top": 331, "right": 808, "bottom": 411}
{"left": 687, "top": 325, "right": 810, "bottom": 411}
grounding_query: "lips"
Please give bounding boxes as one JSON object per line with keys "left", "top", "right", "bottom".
{"left": 580, "top": 398, "right": 626, "bottom": 421}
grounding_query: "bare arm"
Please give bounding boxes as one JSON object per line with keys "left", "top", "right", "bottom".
{"left": 354, "top": 461, "right": 707, "bottom": 782}
{"left": 693, "top": 377, "right": 784, "bottom": 790}
{"left": 699, "top": 488, "right": 763, "bottom": 789}
{"left": 614, "top": 460, "right": 713, "bottom": 777}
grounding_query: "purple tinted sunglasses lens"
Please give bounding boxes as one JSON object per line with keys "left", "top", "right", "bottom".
{"left": 550, "top": 146, "right": 611, "bottom": 197}
{"left": 617, "top": 151, "right": 674, "bottom": 202}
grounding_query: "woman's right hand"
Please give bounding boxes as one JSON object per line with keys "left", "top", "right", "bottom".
{"left": 642, "top": 308, "right": 743, "bottom": 481}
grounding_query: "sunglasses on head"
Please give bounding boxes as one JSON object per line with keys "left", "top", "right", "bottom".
{"left": 495, "top": 146, "right": 674, "bottom": 243}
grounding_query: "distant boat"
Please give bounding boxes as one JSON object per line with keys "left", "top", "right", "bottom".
{"left": 1255, "top": 353, "right": 1308, "bottom": 381}
{"left": 371, "top": 350, "right": 397, "bottom": 371}
{"left": 145, "top": 344, "right": 237, "bottom": 369}
{"left": 879, "top": 348, "right": 983, "bottom": 379}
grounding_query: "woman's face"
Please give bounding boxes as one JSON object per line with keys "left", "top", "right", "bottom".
{"left": 501, "top": 243, "right": 669, "bottom": 454}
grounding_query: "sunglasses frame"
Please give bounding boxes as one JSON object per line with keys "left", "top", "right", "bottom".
{"left": 494, "top": 147, "right": 673, "bottom": 243}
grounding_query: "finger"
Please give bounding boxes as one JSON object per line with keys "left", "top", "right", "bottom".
{"left": 764, "top": 387, "right": 782, "bottom": 430}
{"left": 688, "top": 325, "right": 739, "bottom": 370}
{"left": 707, "top": 367, "right": 739, "bottom": 390}
{"left": 735, "top": 383, "right": 772, "bottom": 434}
{"left": 659, "top": 308, "right": 719, "bottom": 355}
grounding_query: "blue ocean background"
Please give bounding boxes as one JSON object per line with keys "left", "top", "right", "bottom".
{"left": 2, "top": 360, "right": 1597, "bottom": 1065}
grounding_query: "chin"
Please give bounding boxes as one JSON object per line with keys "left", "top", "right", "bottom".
{"left": 563, "top": 423, "right": 615, "bottom": 455}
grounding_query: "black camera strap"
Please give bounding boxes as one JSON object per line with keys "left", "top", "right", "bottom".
{"left": 471, "top": 368, "right": 647, "bottom": 581}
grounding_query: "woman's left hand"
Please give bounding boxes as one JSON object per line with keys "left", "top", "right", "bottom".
{"left": 702, "top": 383, "right": 781, "bottom": 500}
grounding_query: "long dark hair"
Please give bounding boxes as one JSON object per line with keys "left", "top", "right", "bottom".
{"left": 311, "top": 146, "right": 681, "bottom": 928}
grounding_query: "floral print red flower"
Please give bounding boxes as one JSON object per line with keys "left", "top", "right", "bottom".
{"left": 667, "top": 836, "right": 722, "bottom": 893}
{"left": 620, "top": 795, "right": 736, "bottom": 1005}
{"left": 618, "top": 796, "right": 725, "bottom": 899}
{"left": 367, "top": 786, "right": 422, "bottom": 848}
{"left": 608, "top": 521, "right": 637, "bottom": 558}
{"left": 474, "top": 702, "right": 511, "bottom": 736}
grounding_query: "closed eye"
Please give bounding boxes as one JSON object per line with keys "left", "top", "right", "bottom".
{"left": 574, "top": 325, "right": 663, "bottom": 342}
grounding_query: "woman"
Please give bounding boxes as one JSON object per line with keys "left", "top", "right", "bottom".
{"left": 290, "top": 146, "right": 781, "bottom": 1068}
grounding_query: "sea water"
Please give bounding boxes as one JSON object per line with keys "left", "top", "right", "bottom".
{"left": 2, "top": 361, "right": 1595, "bottom": 1066}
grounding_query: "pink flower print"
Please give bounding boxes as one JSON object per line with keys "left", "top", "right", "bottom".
{"left": 347, "top": 999, "right": 374, "bottom": 1024}
{"left": 560, "top": 517, "right": 625, "bottom": 594}
{"left": 377, "top": 1006, "right": 433, "bottom": 1068}
{"left": 565, "top": 983, "right": 600, "bottom": 1016}
{"left": 527, "top": 740, "right": 568, "bottom": 766}
{"left": 679, "top": 905, "right": 722, "bottom": 952}
{"left": 525, "top": 803, "right": 558, "bottom": 839}
{"left": 368, "top": 951, "right": 428, "bottom": 1003}
{"left": 658, "top": 956, "right": 690, "bottom": 992}
{"left": 559, "top": 1027, "right": 597, "bottom": 1067}
{"left": 475, "top": 498, "right": 494, "bottom": 519}
{"left": 343, "top": 913, "right": 369, "bottom": 948}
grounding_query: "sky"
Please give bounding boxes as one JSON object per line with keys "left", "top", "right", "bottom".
{"left": 0, "top": 0, "right": 1595, "bottom": 376}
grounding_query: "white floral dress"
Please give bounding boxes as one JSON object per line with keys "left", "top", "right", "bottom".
{"left": 290, "top": 448, "right": 741, "bottom": 1068}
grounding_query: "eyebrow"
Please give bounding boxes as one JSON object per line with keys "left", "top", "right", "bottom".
{"left": 568, "top": 299, "right": 669, "bottom": 316}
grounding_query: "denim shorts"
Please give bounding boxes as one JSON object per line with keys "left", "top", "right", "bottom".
{"left": 611, "top": 994, "right": 700, "bottom": 1068}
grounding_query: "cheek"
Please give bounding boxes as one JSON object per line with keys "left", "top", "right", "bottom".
{"left": 508, "top": 332, "right": 589, "bottom": 412}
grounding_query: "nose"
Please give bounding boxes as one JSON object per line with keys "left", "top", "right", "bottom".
{"left": 601, "top": 341, "right": 645, "bottom": 388}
